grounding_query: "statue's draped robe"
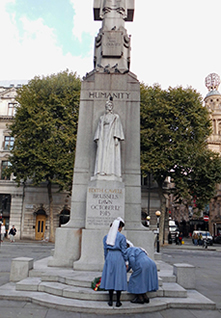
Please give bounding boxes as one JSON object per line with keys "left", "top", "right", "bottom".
{"left": 94, "top": 112, "right": 124, "bottom": 177}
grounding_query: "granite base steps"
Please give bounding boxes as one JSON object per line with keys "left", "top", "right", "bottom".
{"left": 0, "top": 256, "right": 216, "bottom": 314}
{"left": 15, "top": 277, "right": 187, "bottom": 300}
{"left": 0, "top": 283, "right": 216, "bottom": 315}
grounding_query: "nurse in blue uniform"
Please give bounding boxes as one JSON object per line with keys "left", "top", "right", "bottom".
{"left": 100, "top": 217, "right": 128, "bottom": 307}
{"left": 126, "top": 244, "right": 159, "bottom": 304}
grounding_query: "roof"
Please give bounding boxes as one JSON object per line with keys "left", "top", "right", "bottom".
{"left": 205, "top": 90, "right": 221, "bottom": 98}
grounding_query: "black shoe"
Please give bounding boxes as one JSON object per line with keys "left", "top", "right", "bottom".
{"left": 108, "top": 301, "right": 113, "bottom": 306}
{"left": 143, "top": 296, "right": 149, "bottom": 303}
{"left": 131, "top": 296, "right": 144, "bottom": 304}
{"left": 116, "top": 301, "right": 122, "bottom": 307}
{"left": 142, "top": 293, "right": 150, "bottom": 303}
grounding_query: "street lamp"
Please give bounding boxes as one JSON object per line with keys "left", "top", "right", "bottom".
{"left": 146, "top": 215, "right": 150, "bottom": 227}
{"left": 155, "top": 210, "right": 161, "bottom": 253}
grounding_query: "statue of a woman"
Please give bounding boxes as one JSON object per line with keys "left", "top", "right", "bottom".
{"left": 94, "top": 98, "right": 124, "bottom": 178}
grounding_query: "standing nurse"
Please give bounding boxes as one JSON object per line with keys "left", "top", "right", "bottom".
{"left": 100, "top": 217, "right": 128, "bottom": 307}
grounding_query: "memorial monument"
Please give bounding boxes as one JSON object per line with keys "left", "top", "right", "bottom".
{"left": 48, "top": 0, "right": 155, "bottom": 270}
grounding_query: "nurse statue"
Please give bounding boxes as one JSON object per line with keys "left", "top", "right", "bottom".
{"left": 94, "top": 98, "right": 124, "bottom": 178}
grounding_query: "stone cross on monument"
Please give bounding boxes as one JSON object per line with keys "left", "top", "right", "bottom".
{"left": 93, "top": 0, "right": 134, "bottom": 72}
{"left": 48, "top": 0, "right": 155, "bottom": 270}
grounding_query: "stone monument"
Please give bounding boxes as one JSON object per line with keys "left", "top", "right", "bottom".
{"left": 48, "top": 0, "right": 154, "bottom": 270}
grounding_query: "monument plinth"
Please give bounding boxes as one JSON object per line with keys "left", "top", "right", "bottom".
{"left": 48, "top": 0, "right": 155, "bottom": 270}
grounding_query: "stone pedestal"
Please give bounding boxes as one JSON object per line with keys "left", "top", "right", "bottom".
{"left": 173, "top": 263, "right": 196, "bottom": 289}
{"left": 49, "top": 71, "right": 155, "bottom": 269}
{"left": 10, "top": 257, "right": 33, "bottom": 282}
{"left": 126, "top": 230, "right": 155, "bottom": 261}
{"left": 74, "top": 179, "right": 125, "bottom": 270}
{"left": 48, "top": 228, "right": 82, "bottom": 267}
{"left": 74, "top": 229, "right": 114, "bottom": 271}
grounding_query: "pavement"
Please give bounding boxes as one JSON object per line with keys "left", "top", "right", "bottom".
{"left": 0, "top": 238, "right": 220, "bottom": 318}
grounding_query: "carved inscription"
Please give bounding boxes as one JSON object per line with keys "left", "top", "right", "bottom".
{"left": 89, "top": 92, "right": 130, "bottom": 99}
{"left": 102, "top": 31, "right": 122, "bottom": 57}
{"left": 86, "top": 186, "right": 125, "bottom": 228}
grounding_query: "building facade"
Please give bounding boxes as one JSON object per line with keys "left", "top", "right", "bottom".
{"left": 204, "top": 73, "right": 221, "bottom": 236}
{"left": 0, "top": 85, "right": 71, "bottom": 240}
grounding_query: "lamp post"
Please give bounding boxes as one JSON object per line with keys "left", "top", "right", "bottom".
{"left": 155, "top": 210, "right": 161, "bottom": 253}
{"left": 0, "top": 223, "right": 1, "bottom": 249}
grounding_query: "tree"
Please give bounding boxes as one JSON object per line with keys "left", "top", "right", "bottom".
{"left": 186, "top": 150, "right": 221, "bottom": 210}
{"left": 140, "top": 84, "right": 221, "bottom": 243}
{"left": 8, "top": 70, "right": 81, "bottom": 242}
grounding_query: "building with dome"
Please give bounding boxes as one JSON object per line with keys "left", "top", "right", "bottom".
{"left": 204, "top": 73, "right": 221, "bottom": 236}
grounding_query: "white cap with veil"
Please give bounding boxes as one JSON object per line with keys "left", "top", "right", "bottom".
{"left": 106, "top": 217, "right": 124, "bottom": 246}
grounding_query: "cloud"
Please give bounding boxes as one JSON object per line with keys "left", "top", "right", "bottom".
{"left": 0, "top": 0, "right": 15, "bottom": 8}
{"left": 0, "top": 0, "right": 17, "bottom": 43}
{"left": 126, "top": 0, "right": 221, "bottom": 97}
{"left": 0, "top": 1, "right": 94, "bottom": 81}
{"left": 1, "top": 0, "right": 221, "bottom": 98}
{"left": 70, "top": 0, "right": 97, "bottom": 41}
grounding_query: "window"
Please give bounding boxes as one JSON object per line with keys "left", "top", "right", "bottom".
{"left": 218, "top": 123, "right": 221, "bottom": 136}
{"left": 141, "top": 173, "right": 151, "bottom": 186}
{"left": 1, "top": 161, "right": 11, "bottom": 180}
{"left": 0, "top": 194, "right": 11, "bottom": 213}
{"left": 59, "top": 207, "right": 70, "bottom": 226}
{"left": 218, "top": 203, "right": 220, "bottom": 217}
{"left": 8, "top": 103, "right": 17, "bottom": 116}
{"left": 4, "top": 136, "right": 14, "bottom": 150}
{"left": 141, "top": 175, "right": 148, "bottom": 186}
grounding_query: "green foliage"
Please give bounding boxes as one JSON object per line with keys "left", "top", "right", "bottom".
{"left": 8, "top": 70, "right": 81, "bottom": 192}
{"left": 140, "top": 83, "right": 221, "bottom": 209}
{"left": 186, "top": 150, "right": 221, "bottom": 210}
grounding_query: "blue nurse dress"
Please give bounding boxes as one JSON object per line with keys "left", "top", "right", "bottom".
{"left": 126, "top": 247, "right": 158, "bottom": 294}
{"left": 100, "top": 231, "right": 128, "bottom": 291}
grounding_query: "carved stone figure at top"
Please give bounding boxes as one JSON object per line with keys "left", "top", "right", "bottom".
{"left": 100, "top": 0, "right": 127, "bottom": 20}
{"left": 93, "top": 0, "right": 134, "bottom": 73}
{"left": 93, "top": 98, "right": 124, "bottom": 179}
{"left": 94, "top": 0, "right": 134, "bottom": 22}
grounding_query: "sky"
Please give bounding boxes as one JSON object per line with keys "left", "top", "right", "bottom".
{"left": 0, "top": 0, "right": 221, "bottom": 98}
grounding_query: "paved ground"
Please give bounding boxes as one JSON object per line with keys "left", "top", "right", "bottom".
{"left": 0, "top": 239, "right": 54, "bottom": 287}
{"left": 0, "top": 238, "right": 221, "bottom": 318}
{"left": 162, "top": 245, "right": 221, "bottom": 310}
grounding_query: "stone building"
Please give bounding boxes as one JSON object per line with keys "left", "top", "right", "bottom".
{"left": 204, "top": 73, "right": 221, "bottom": 236}
{"left": 0, "top": 84, "right": 71, "bottom": 240}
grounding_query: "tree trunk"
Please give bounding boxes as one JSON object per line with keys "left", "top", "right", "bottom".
{"left": 47, "top": 180, "right": 55, "bottom": 242}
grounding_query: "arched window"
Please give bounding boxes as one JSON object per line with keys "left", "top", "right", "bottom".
{"left": 59, "top": 207, "right": 70, "bottom": 226}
